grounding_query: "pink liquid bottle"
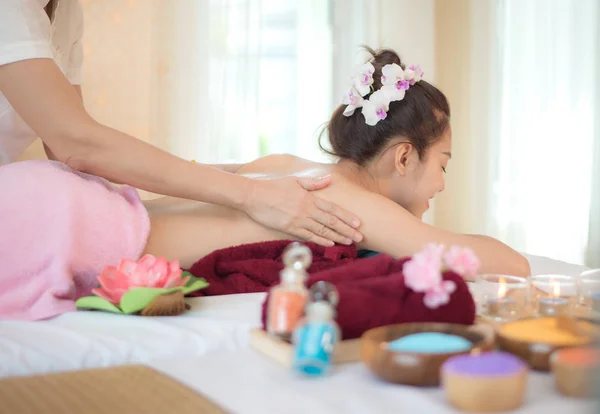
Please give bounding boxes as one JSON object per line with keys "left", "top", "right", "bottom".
{"left": 266, "top": 242, "right": 312, "bottom": 341}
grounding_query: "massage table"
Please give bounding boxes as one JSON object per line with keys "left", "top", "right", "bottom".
{"left": 0, "top": 253, "right": 597, "bottom": 413}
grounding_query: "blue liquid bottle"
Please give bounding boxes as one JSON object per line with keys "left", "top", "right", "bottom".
{"left": 292, "top": 282, "right": 340, "bottom": 377}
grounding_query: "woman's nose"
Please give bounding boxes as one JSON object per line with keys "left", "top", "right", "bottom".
{"left": 438, "top": 179, "right": 445, "bottom": 193}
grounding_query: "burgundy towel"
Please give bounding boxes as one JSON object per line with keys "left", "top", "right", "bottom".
{"left": 187, "top": 241, "right": 358, "bottom": 296}
{"left": 187, "top": 241, "right": 476, "bottom": 339}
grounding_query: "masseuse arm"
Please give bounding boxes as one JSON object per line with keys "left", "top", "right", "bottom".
{"left": 0, "top": 58, "right": 362, "bottom": 247}
{"left": 43, "top": 86, "right": 83, "bottom": 161}
{"left": 337, "top": 185, "right": 531, "bottom": 277}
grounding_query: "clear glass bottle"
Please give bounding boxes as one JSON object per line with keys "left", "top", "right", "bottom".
{"left": 292, "top": 300, "right": 340, "bottom": 377}
{"left": 266, "top": 243, "right": 311, "bottom": 341}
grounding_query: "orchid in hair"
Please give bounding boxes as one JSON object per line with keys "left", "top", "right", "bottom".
{"left": 405, "top": 64, "right": 425, "bottom": 85}
{"left": 380, "top": 63, "right": 410, "bottom": 101}
{"left": 361, "top": 90, "right": 392, "bottom": 126}
{"left": 352, "top": 62, "right": 375, "bottom": 96}
{"left": 342, "top": 86, "right": 365, "bottom": 116}
{"left": 341, "top": 60, "right": 424, "bottom": 126}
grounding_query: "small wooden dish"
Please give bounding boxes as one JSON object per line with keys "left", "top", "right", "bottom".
{"left": 441, "top": 352, "right": 528, "bottom": 412}
{"left": 140, "top": 291, "right": 188, "bottom": 316}
{"left": 496, "top": 317, "right": 595, "bottom": 371}
{"left": 551, "top": 347, "right": 600, "bottom": 398}
{"left": 360, "top": 323, "right": 491, "bottom": 386}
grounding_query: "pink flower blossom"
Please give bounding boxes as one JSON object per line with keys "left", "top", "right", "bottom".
{"left": 423, "top": 280, "right": 457, "bottom": 308}
{"left": 443, "top": 246, "right": 480, "bottom": 281}
{"left": 403, "top": 243, "right": 445, "bottom": 292}
{"left": 404, "top": 244, "right": 480, "bottom": 309}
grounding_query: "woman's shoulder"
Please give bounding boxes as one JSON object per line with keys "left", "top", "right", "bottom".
{"left": 239, "top": 154, "right": 333, "bottom": 177}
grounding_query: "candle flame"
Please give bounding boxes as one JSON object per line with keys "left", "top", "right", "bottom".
{"left": 498, "top": 277, "right": 507, "bottom": 298}
{"left": 552, "top": 282, "right": 560, "bottom": 297}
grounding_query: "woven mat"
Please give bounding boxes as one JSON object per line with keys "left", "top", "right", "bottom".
{"left": 0, "top": 365, "right": 228, "bottom": 414}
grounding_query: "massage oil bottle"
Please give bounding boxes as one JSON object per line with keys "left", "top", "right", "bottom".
{"left": 292, "top": 300, "right": 340, "bottom": 377}
{"left": 266, "top": 243, "right": 311, "bottom": 341}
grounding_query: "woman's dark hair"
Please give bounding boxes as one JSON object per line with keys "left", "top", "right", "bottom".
{"left": 44, "top": 0, "right": 56, "bottom": 21}
{"left": 320, "top": 47, "right": 450, "bottom": 165}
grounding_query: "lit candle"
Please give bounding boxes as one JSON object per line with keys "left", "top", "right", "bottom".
{"left": 538, "top": 282, "right": 568, "bottom": 316}
{"left": 487, "top": 277, "right": 516, "bottom": 319}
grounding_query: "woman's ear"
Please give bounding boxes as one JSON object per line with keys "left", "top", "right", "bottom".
{"left": 394, "top": 143, "right": 413, "bottom": 176}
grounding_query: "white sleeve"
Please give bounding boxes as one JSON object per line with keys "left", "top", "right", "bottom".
{"left": 0, "top": 0, "right": 54, "bottom": 67}
{"left": 65, "top": 1, "right": 84, "bottom": 85}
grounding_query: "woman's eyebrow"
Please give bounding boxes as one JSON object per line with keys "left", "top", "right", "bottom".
{"left": 442, "top": 151, "right": 452, "bottom": 159}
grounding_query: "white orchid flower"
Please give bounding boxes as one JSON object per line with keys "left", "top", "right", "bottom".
{"left": 352, "top": 62, "right": 375, "bottom": 96}
{"left": 361, "top": 90, "right": 392, "bottom": 126}
{"left": 342, "top": 86, "right": 365, "bottom": 116}
{"left": 381, "top": 63, "right": 404, "bottom": 86}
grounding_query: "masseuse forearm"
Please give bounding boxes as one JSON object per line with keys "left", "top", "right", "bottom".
{"left": 67, "top": 122, "right": 251, "bottom": 209}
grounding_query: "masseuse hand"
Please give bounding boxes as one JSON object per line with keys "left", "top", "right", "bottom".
{"left": 245, "top": 175, "right": 363, "bottom": 246}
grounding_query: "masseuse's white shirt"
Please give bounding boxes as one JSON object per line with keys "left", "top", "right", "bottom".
{"left": 0, "top": 0, "right": 83, "bottom": 165}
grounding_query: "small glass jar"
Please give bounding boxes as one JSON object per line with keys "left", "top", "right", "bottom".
{"left": 577, "top": 268, "right": 600, "bottom": 315}
{"left": 529, "top": 274, "right": 578, "bottom": 317}
{"left": 266, "top": 243, "right": 312, "bottom": 341}
{"left": 292, "top": 301, "right": 340, "bottom": 377}
{"left": 292, "top": 282, "right": 340, "bottom": 377}
{"left": 475, "top": 274, "right": 529, "bottom": 322}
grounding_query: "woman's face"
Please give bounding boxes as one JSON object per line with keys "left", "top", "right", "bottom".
{"left": 386, "top": 128, "right": 452, "bottom": 219}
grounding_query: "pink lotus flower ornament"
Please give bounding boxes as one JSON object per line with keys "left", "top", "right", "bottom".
{"left": 92, "top": 255, "right": 189, "bottom": 305}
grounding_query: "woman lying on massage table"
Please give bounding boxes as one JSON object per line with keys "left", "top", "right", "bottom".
{"left": 145, "top": 48, "right": 529, "bottom": 276}
{"left": 0, "top": 48, "right": 529, "bottom": 320}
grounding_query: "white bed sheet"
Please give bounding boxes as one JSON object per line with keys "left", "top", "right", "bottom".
{"left": 0, "top": 253, "right": 596, "bottom": 414}
{"left": 148, "top": 347, "right": 597, "bottom": 414}
{"left": 0, "top": 293, "right": 263, "bottom": 377}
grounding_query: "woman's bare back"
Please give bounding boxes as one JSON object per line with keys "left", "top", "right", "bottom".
{"left": 143, "top": 155, "right": 343, "bottom": 268}
{"left": 142, "top": 154, "right": 530, "bottom": 276}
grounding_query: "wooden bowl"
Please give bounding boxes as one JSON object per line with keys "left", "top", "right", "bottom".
{"left": 360, "top": 323, "right": 490, "bottom": 386}
{"left": 551, "top": 347, "right": 600, "bottom": 398}
{"left": 496, "top": 317, "right": 594, "bottom": 371}
{"left": 140, "top": 291, "right": 188, "bottom": 316}
{"left": 442, "top": 352, "right": 528, "bottom": 412}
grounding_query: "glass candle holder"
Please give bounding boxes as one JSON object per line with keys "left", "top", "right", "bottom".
{"left": 529, "top": 274, "right": 578, "bottom": 317}
{"left": 577, "top": 269, "right": 600, "bottom": 315}
{"left": 475, "top": 274, "right": 529, "bottom": 322}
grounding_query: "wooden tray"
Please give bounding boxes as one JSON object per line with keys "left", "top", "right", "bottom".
{"left": 250, "top": 323, "right": 496, "bottom": 367}
{"left": 249, "top": 328, "right": 361, "bottom": 367}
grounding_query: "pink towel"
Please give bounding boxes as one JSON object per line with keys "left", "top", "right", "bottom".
{"left": 0, "top": 160, "right": 150, "bottom": 320}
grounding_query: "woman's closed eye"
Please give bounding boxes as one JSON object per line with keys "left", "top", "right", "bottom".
{"left": 442, "top": 166, "right": 447, "bottom": 173}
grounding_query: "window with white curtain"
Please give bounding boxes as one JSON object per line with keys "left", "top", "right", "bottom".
{"left": 198, "top": 0, "right": 333, "bottom": 164}
{"left": 493, "top": 0, "right": 599, "bottom": 265}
